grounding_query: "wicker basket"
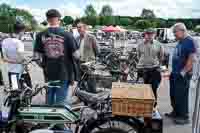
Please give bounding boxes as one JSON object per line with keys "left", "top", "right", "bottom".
{"left": 112, "top": 82, "right": 155, "bottom": 117}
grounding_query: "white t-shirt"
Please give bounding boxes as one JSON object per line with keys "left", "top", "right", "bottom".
{"left": 2, "top": 38, "right": 24, "bottom": 73}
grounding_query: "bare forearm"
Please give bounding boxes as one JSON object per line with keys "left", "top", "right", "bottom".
{"left": 184, "top": 54, "right": 195, "bottom": 72}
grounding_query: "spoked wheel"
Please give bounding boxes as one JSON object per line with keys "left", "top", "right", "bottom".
{"left": 94, "top": 128, "right": 127, "bottom": 133}
{"left": 82, "top": 115, "right": 140, "bottom": 133}
{"left": 129, "top": 61, "right": 138, "bottom": 82}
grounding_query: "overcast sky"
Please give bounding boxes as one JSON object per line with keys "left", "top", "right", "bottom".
{"left": 0, "top": 0, "right": 199, "bottom": 22}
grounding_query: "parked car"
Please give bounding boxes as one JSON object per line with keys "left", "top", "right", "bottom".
{"left": 156, "top": 28, "right": 176, "bottom": 43}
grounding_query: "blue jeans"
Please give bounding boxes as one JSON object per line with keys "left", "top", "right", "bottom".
{"left": 170, "top": 73, "right": 191, "bottom": 118}
{"left": 47, "top": 80, "right": 69, "bottom": 105}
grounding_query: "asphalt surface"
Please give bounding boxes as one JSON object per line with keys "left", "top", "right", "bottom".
{"left": 1, "top": 39, "right": 198, "bottom": 133}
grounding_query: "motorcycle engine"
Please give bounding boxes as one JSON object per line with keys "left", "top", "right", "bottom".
{"left": 80, "top": 107, "right": 98, "bottom": 122}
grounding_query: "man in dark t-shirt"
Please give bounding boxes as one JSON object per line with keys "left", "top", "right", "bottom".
{"left": 165, "top": 23, "right": 197, "bottom": 125}
{"left": 34, "top": 9, "right": 79, "bottom": 105}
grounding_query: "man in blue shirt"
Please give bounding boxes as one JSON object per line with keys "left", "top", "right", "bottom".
{"left": 165, "top": 23, "right": 197, "bottom": 125}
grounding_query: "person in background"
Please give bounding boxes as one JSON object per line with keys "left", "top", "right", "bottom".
{"left": 1, "top": 21, "right": 25, "bottom": 89}
{"left": 34, "top": 9, "right": 79, "bottom": 105}
{"left": 76, "top": 21, "right": 98, "bottom": 62}
{"left": 137, "top": 28, "right": 164, "bottom": 107}
{"left": 165, "top": 23, "right": 197, "bottom": 125}
{"left": 76, "top": 21, "right": 99, "bottom": 93}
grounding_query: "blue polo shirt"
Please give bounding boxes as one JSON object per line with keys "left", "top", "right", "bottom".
{"left": 172, "top": 36, "right": 196, "bottom": 73}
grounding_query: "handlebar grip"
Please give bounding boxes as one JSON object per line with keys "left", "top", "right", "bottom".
{"left": 31, "top": 86, "right": 46, "bottom": 97}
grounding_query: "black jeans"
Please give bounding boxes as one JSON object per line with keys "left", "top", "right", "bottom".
{"left": 170, "top": 73, "right": 191, "bottom": 118}
{"left": 142, "top": 68, "right": 162, "bottom": 106}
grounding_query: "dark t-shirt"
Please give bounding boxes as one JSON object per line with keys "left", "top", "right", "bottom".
{"left": 34, "top": 27, "right": 78, "bottom": 81}
{"left": 172, "top": 36, "right": 196, "bottom": 73}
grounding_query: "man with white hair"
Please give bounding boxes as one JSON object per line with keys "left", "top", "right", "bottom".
{"left": 165, "top": 23, "right": 197, "bottom": 125}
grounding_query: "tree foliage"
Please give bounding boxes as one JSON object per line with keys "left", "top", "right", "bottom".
{"left": 100, "top": 5, "right": 113, "bottom": 16}
{"left": 81, "top": 16, "right": 98, "bottom": 26}
{"left": 85, "top": 4, "right": 97, "bottom": 17}
{"left": 119, "top": 17, "right": 132, "bottom": 26}
{"left": 141, "top": 9, "right": 156, "bottom": 19}
{"left": 0, "top": 3, "right": 38, "bottom": 33}
{"left": 62, "top": 16, "right": 74, "bottom": 26}
{"left": 135, "top": 20, "right": 152, "bottom": 30}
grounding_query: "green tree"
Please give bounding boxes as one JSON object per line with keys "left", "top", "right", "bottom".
{"left": 135, "top": 20, "right": 152, "bottom": 30}
{"left": 166, "top": 20, "right": 176, "bottom": 28}
{"left": 150, "top": 19, "right": 166, "bottom": 28}
{"left": 85, "top": 4, "right": 97, "bottom": 17}
{"left": 186, "top": 21, "right": 193, "bottom": 30}
{"left": 81, "top": 16, "right": 97, "bottom": 27}
{"left": 100, "top": 5, "right": 113, "bottom": 16}
{"left": 141, "top": 9, "right": 156, "bottom": 19}
{"left": 0, "top": 4, "right": 16, "bottom": 33}
{"left": 0, "top": 3, "right": 38, "bottom": 32}
{"left": 119, "top": 17, "right": 132, "bottom": 26}
{"left": 99, "top": 16, "right": 115, "bottom": 26}
{"left": 62, "top": 16, "right": 74, "bottom": 26}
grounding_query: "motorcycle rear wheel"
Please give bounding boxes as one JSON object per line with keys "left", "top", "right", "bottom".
{"left": 81, "top": 115, "right": 139, "bottom": 133}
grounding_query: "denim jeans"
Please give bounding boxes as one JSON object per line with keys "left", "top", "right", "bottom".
{"left": 47, "top": 80, "right": 69, "bottom": 105}
{"left": 170, "top": 73, "right": 191, "bottom": 118}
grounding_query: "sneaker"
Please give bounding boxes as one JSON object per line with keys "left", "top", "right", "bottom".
{"left": 174, "top": 117, "right": 190, "bottom": 125}
{"left": 165, "top": 111, "right": 176, "bottom": 118}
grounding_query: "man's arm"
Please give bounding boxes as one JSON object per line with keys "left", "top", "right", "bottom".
{"left": 136, "top": 43, "right": 141, "bottom": 60}
{"left": 91, "top": 35, "right": 99, "bottom": 57}
{"left": 33, "top": 33, "right": 45, "bottom": 68}
{"left": 159, "top": 44, "right": 164, "bottom": 65}
{"left": 184, "top": 54, "right": 195, "bottom": 72}
{"left": 181, "top": 39, "right": 197, "bottom": 75}
{"left": 16, "top": 40, "right": 25, "bottom": 63}
{"left": 66, "top": 32, "right": 80, "bottom": 60}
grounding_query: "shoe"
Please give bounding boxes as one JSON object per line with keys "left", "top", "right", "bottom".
{"left": 165, "top": 111, "right": 176, "bottom": 118}
{"left": 174, "top": 117, "right": 190, "bottom": 125}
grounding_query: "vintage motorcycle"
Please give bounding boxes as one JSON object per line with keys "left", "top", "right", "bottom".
{"left": 0, "top": 60, "right": 140, "bottom": 133}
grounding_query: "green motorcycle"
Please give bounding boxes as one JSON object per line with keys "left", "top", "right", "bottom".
{"left": 0, "top": 59, "right": 140, "bottom": 133}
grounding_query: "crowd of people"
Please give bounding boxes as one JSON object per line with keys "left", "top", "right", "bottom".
{"left": 0, "top": 9, "right": 199, "bottom": 130}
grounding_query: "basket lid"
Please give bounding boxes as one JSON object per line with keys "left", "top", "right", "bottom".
{"left": 112, "top": 82, "right": 155, "bottom": 100}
